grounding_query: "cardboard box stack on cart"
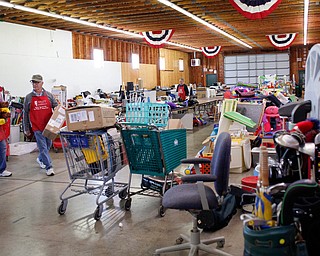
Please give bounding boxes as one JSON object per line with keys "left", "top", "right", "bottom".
{"left": 65, "top": 105, "right": 116, "bottom": 131}
{"left": 56, "top": 104, "right": 128, "bottom": 221}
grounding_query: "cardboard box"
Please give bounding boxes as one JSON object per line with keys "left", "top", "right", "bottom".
{"left": 197, "top": 92, "right": 207, "bottom": 98}
{"left": 166, "top": 119, "right": 183, "bottom": 130}
{"left": 43, "top": 105, "right": 66, "bottom": 140}
{"left": 66, "top": 105, "right": 116, "bottom": 131}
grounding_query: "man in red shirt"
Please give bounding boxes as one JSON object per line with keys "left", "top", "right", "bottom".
{"left": 23, "top": 74, "right": 58, "bottom": 176}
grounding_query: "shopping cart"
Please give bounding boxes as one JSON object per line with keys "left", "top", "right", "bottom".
{"left": 57, "top": 129, "right": 128, "bottom": 220}
{"left": 120, "top": 101, "right": 187, "bottom": 216}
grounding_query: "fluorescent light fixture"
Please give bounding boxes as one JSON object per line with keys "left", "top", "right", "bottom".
{"left": 0, "top": 0, "right": 199, "bottom": 52}
{"left": 158, "top": 0, "right": 252, "bottom": 49}
{"left": 166, "top": 41, "right": 201, "bottom": 52}
{"left": 304, "top": 0, "right": 309, "bottom": 45}
{"left": 0, "top": 1, "right": 13, "bottom": 7}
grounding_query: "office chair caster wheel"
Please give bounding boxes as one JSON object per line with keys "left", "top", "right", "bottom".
{"left": 159, "top": 205, "right": 166, "bottom": 217}
{"left": 125, "top": 198, "right": 132, "bottom": 211}
{"left": 217, "top": 239, "right": 225, "bottom": 248}
{"left": 176, "top": 237, "right": 183, "bottom": 244}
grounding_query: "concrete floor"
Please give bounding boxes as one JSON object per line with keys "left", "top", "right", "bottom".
{"left": 0, "top": 124, "right": 252, "bottom": 256}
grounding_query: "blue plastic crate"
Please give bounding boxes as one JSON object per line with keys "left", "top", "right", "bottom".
{"left": 60, "top": 131, "right": 90, "bottom": 148}
{"left": 125, "top": 102, "right": 170, "bottom": 127}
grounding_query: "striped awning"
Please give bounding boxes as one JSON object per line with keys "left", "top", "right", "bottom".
{"left": 229, "top": 0, "right": 282, "bottom": 19}
{"left": 201, "top": 46, "right": 222, "bottom": 58}
{"left": 266, "top": 33, "right": 298, "bottom": 50}
{"left": 141, "top": 29, "right": 174, "bottom": 48}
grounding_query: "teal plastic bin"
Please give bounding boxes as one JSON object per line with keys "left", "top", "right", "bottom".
{"left": 121, "top": 128, "right": 187, "bottom": 176}
{"left": 125, "top": 102, "right": 170, "bottom": 127}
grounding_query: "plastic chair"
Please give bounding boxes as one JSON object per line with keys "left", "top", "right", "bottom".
{"left": 154, "top": 132, "right": 233, "bottom": 256}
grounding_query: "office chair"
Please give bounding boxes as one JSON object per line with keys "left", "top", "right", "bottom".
{"left": 154, "top": 132, "right": 233, "bottom": 256}
{"left": 278, "top": 100, "right": 311, "bottom": 129}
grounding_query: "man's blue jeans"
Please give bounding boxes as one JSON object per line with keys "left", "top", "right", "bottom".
{"left": 0, "top": 139, "right": 7, "bottom": 173}
{"left": 34, "top": 131, "right": 52, "bottom": 170}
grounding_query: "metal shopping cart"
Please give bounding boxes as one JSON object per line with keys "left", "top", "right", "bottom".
{"left": 57, "top": 129, "right": 128, "bottom": 220}
{"left": 120, "top": 101, "right": 187, "bottom": 216}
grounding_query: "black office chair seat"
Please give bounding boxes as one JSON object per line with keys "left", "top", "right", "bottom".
{"left": 162, "top": 183, "right": 219, "bottom": 210}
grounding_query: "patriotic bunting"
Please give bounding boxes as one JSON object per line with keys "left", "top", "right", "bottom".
{"left": 141, "top": 29, "right": 174, "bottom": 48}
{"left": 229, "top": 0, "right": 282, "bottom": 19}
{"left": 201, "top": 46, "right": 222, "bottom": 58}
{"left": 266, "top": 33, "right": 298, "bottom": 50}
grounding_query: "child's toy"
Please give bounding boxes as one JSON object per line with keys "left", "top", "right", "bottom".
{"left": 0, "top": 102, "right": 11, "bottom": 125}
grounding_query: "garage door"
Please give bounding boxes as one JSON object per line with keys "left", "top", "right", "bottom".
{"left": 224, "top": 52, "right": 290, "bottom": 86}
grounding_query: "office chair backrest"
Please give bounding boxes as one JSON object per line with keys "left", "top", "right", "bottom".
{"left": 291, "top": 100, "right": 312, "bottom": 123}
{"left": 211, "top": 132, "right": 231, "bottom": 197}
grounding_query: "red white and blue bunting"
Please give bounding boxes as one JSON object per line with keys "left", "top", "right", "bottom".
{"left": 201, "top": 46, "right": 222, "bottom": 58}
{"left": 229, "top": 0, "right": 282, "bottom": 19}
{"left": 266, "top": 33, "right": 298, "bottom": 50}
{"left": 140, "top": 29, "right": 174, "bottom": 48}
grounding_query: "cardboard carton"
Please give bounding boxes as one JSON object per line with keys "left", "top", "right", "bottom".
{"left": 66, "top": 105, "right": 116, "bottom": 131}
{"left": 166, "top": 119, "right": 183, "bottom": 130}
{"left": 43, "top": 105, "right": 66, "bottom": 140}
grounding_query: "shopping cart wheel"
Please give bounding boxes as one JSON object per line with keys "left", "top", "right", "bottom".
{"left": 105, "top": 186, "right": 113, "bottom": 197}
{"left": 176, "top": 237, "right": 183, "bottom": 244}
{"left": 118, "top": 189, "right": 128, "bottom": 199}
{"left": 124, "top": 198, "right": 132, "bottom": 211}
{"left": 159, "top": 205, "right": 166, "bottom": 217}
{"left": 54, "top": 148, "right": 59, "bottom": 153}
{"left": 94, "top": 205, "right": 103, "bottom": 221}
{"left": 57, "top": 200, "right": 68, "bottom": 215}
{"left": 216, "top": 239, "right": 225, "bottom": 248}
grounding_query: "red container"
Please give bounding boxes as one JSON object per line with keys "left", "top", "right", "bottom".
{"left": 241, "top": 176, "right": 258, "bottom": 192}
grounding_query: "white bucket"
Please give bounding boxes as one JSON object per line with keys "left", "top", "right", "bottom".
{"left": 9, "top": 125, "right": 20, "bottom": 144}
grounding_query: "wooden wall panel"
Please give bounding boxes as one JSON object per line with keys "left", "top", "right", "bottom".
{"left": 121, "top": 63, "right": 157, "bottom": 90}
{"left": 72, "top": 33, "right": 159, "bottom": 64}
{"left": 290, "top": 45, "right": 311, "bottom": 85}
{"left": 189, "top": 52, "right": 223, "bottom": 86}
{"left": 159, "top": 48, "right": 190, "bottom": 87}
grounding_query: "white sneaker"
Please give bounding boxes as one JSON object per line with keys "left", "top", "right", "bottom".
{"left": 46, "top": 168, "right": 55, "bottom": 176}
{"left": 0, "top": 170, "right": 12, "bottom": 177}
{"left": 36, "top": 158, "right": 46, "bottom": 169}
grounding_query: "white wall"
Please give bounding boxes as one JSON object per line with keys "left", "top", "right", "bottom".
{"left": 0, "top": 22, "right": 122, "bottom": 98}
